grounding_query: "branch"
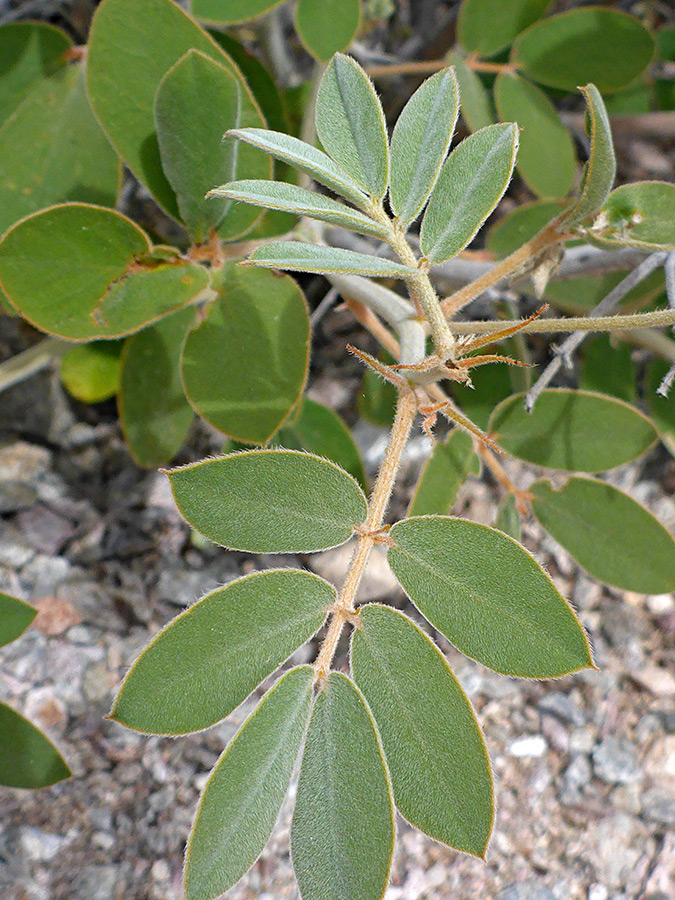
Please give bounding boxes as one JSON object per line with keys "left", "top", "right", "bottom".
{"left": 657, "top": 250, "right": 675, "bottom": 397}
{"left": 447, "top": 308, "right": 675, "bottom": 336}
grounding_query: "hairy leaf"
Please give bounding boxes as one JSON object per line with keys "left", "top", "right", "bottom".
{"left": 61, "top": 341, "right": 122, "bottom": 404}
{"left": 351, "top": 605, "right": 493, "bottom": 856}
{"left": 246, "top": 241, "right": 417, "bottom": 278}
{"left": 0, "top": 22, "right": 71, "bottom": 124}
{"left": 594, "top": 182, "right": 675, "bottom": 250}
{"left": 0, "top": 594, "right": 36, "bottom": 648}
{"left": 408, "top": 430, "right": 480, "bottom": 517}
{"left": 388, "top": 516, "right": 593, "bottom": 677}
{"left": 167, "top": 449, "right": 367, "bottom": 553}
{"left": 295, "top": 0, "right": 360, "bottom": 62}
{"left": 110, "top": 570, "right": 332, "bottom": 734}
{"left": 458, "top": 0, "right": 552, "bottom": 58}
{"left": 0, "top": 703, "right": 70, "bottom": 789}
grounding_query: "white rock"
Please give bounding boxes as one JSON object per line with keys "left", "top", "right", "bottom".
{"left": 508, "top": 735, "right": 548, "bottom": 758}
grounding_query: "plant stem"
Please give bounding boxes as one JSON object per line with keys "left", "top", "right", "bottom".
{"left": 364, "top": 58, "right": 516, "bottom": 78}
{"left": 445, "top": 308, "right": 675, "bottom": 335}
{"left": 0, "top": 336, "right": 69, "bottom": 394}
{"left": 313, "top": 389, "right": 418, "bottom": 683}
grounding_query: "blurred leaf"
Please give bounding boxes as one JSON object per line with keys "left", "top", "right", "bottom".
{"left": 87, "top": 0, "right": 267, "bottom": 219}
{"left": 458, "top": 0, "right": 552, "bottom": 58}
{"left": 495, "top": 494, "right": 520, "bottom": 540}
{"left": 544, "top": 268, "right": 665, "bottom": 315}
{"left": 351, "top": 604, "right": 493, "bottom": 855}
{"left": 446, "top": 50, "right": 495, "bottom": 133}
{"left": 0, "top": 62, "right": 120, "bottom": 235}
{"left": 295, "top": 0, "right": 361, "bottom": 62}
{"left": 119, "top": 307, "right": 196, "bottom": 467}
{"left": 389, "top": 68, "right": 459, "bottom": 229}
{"left": 111, "top": 570, "right": 332, "bottom": 734}
{"left": 0, "top": 204, "right": 209, "bottom": 340}
{"left": 358, "top": 353, "right": 397, "bottom": 426}
{"left": 604, "top": 80, "right": 650, "bottom": 115}
{"left": 408, "top": 429, "right": 479, "bottom": 517}
{"left": 190, "top": 0, "right": 284, "bottom": 24}
{"left": 246, "top": 241, "right": 417, "bottom": 278}
{"left": 0, "top": 702, "right": 70, "bottom": 789}
{"left": 579, "top": 335, "right": 636, "bottom": 403}
{"left": 421, "top": 123, "right": 518, "bottom": 263}
{"left": 387, "top": 516, "right": 593, "bottom": 677}
{"left": 0, "top": 21, "right": 71, "bottom": 125}
{"left": 0, "top": 593, "right": 36, "bottom": 648}
{"left": 656, "top": 25, "right": 675, "bottom": 62}
{"left": 486, "top": 200, "right": 562, "bottom": 257}
{"left": 60, "top": 341, "right": 123, "bottom": 404}
{"left": 512, "top": 8, "right": 654, "bottom": 94}
{"left": 594, "top": 182, "right": 675, "bottom": 250}
{"left": 494, "top": 73, "right": 575, "bottom": 200}
{"left": 451, "top": 358, "right": 516, "bottom": 430}
{"left": 645, "top": 359, "right": 675, "bottom": 457}
{"left": 182, "top": 266, "right": 309, "bottom": 445}
{"left": 277, "top": 397, "right": 366, "bottom": 489}
{"left": 167, "top": 449, "right": 367, "bottom": 553}
{"left": 185, "top": 666, "right": 314, "bottom": 900}
{"left": 531, "top": 477, "right": 675, "bottom": 594}
{"left": 292, "top": 672, "right": 394, "bottom": 900}
{"left": 315, "top": 53, "right": 389, "bottom": 199}
{"left": 489, "top": 389, "right": 657, "bottom": 472}
{"left": 155, "top": 50, "right": 265, "bottom": 242}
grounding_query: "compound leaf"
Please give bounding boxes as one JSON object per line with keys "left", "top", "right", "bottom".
{"left": 0, "top": 594, "right": 36, "bottom": 648}
{"left": 593, "top": 181, "right": 675, "bottom": 250}
{"left": 60, "top": 341, "right": 122, "bottom": 404}
{"left": 119, "top": 306, "right": 196, "bottom": 467}
{"left": 531, "top": 477, "right": 675, "bottom": 595}
{"left": 0, "top": 702, "right": 70, "bottom": 789}
{"left": 0, "top": 204, "right": 209, "bottom": 341}
{"left": 184, "top": 666, "right": 314, "bottom": 900}
{"left": 315, "top": 53, "right": 389, "bottom": 200}
{"left": 292, "top": 671, "right": 394, "bottom": 900}
{"left": 351, "top": 605, "right": 493, "bottom": 856}
{"left": 0, "top": 21, "right": 71, "bottom": 125}
{"left": 110, "top": 569, "right": 332, "bottom": 735}
{"left": 408, "top": 429, "right": 479, "bottom": 517}
{"left": 246, "top": 241, "right": 417, "bottom": 278}
{"left": 390, "top": 67, "right": 459, "bottom": 229}
{"left": 421, "top": 123, "right": 518, "bottom": 263}
{"left": 512, "top": 8, "right": 654, "bottom": 94}
{"left": 167, "top": 449, "right": 367, "bottom": 553}
{"left": 190, "top": 0, "right": 284, "bottom": 24}
{"left": 181, "top": 266, "right": 309, "bottom": 445}
{"left": 387, "top": 516, "right": 593, "bottom": 677}
{"left": 295, "top": 0, "right": 360, "bottom": 62}
{"left": 458, "top": 0, "right": 552, "bottom": 58}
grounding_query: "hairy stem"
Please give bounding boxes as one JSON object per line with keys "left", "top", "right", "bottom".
{"left": 446, "top": 308, "right": 675, "bottom": 335}
{"left": 364, "top": 58, "right": 516, "bottom": 78}
{"left": 313, "top": 389, "right": 418, "bottom": 682}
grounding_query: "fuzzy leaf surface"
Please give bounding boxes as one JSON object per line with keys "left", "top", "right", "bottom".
{"left": 0, "top": 703, "right": 70, "bottom": 789}
{"left": 489, "top": 389, "right": 657, "bottom": 472}
{"left": 292, "top": 672, "right": 394, "bottom": 900}
{"left": 111, "top": 570, "right": 332, "bottom": 735}
{"left": 61, "top": 341, "right": 122, "bottom": 404}
{"left": 408, "top": 430, "right": 479, "bottom": 517}
{"left": 387, "top": 516, "right": 593, "bottom": 677}
{"left": 246, "top": 241, "right": 417, "bottom": 278}
{"left": 595, "top": 182, "right": 675, "bottom": 249}
{"left": 458, "top": 0, "right": 552, "bottom": 57}
{"left": 421, "top": 123, "right": 518, "bottom": 263}
{"left": 181, "top": 266, "right": 309, "bottom": 445}
{"left": 190, "top": 0, "right": 284, "bottom": 24}
{"left": 0, "top": 22, "right": 71, "bottom": 124}
{"left": 295, "top": 0, "right": 360, "bottom": 62}
{"left": 184, "top": 666, "right": 314, "bottom": 900}
{"left": 531, "top": 478, "right": 675, "bottom": 595}
{"left": 167, "top": 449, "right": 367, "bottom": 553}
{"left": 315, "top": 53, "right": 389, "bottom": 199}
{"left": 389, "top": 68, "right": 459, "bottom": 228}
{"left": 351, "top": 605, "right": 493, "bottom": 856}
{"left": 0, "top": 594, "right": 36, "bottom": 648}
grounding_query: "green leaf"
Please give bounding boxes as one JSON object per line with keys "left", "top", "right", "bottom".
{"left": 544, "top": 268, "right": 665, "bottom": 315}
{"left": 292, "top": 672, "right": 394, "bottom": 900}
{"left": 60, "top": 341, "right": 123, "bottom": 404}
{"left": 561, "top": 84, "right": 616, "bottom": 228}
{"left": 389, "top": 68, "right": 459, "bottom": 228}
{"left": 167, "top": 449, "right": 367, "bottom": 553}
{"left": 531, "top": 478, "right": 675, "bottom": 595}
{"left": 277, "top": 398, "right": 366, "bottom": 490}
{"left": 0, "top": 593, "right": 36, "bottom": 648}
{"left": 119, "top": 307, "right": 196, "bottom": 467}
{"left": 190, "top": 0, "right": 284, "bottom": 24}
{"left": 185, "top": 665, "right": 314, "bottom": 900}
{"left": 387, "top": 516, "right": 593, "bottom": 678}
{"left": 0, "top": 702, "right": 70, "bottom": 789}
{"left": 351, "top": 605, "right": 493, "bottom": 856}
{"left": 110, "top": 569, "right": 332, "bottom": 735}
{"left": 358, "top": 351, "right": 397, "bottom": 427}
{"left": 295, "top": 0, "right": 361, "bottom": 62}
{"left": 486, "top": 200, "right": 561, "bottom": 257}
{"left": 646, "top": 359, "right": 675, "bottom": 456}
{"left": 181, "top": 266, "right": 309, "bottom": 445}
{"left": 421, "top": 123, "right": 518, "bottom": 264}
{"left": 0, "top": 204, "right": 209, "bottom": 341}
{"left": 452, "top": 358, "right": 517, "bottom": 430}
{"left": 226, "top": 127, "right": 368, "bottom": 206}
{"left": 0, "top": 62, "right": 120, "bottom": 235}
{"left": 209, "top": 180, "right": 389, "bottom": 239}
{"left": 593, "top": 182, "right": 675, "bottom": 250}
{"left": 87, "top": 0, "right": 268, "bottom": 219}
{"left": 458, "top": 0, "right": 552, "bottom": 58}
{"left": 512, "top": 8, "right": 655, "bottom": 94}
{"left": 0, "top": 22, "right": 71, "bottom": 125}
{"left": 246, "top": 241, "right": 417, "bottom": 278}
{"left": 656, "top": 24, "right": 675, "bottom": 61}
{"left": 494, "top": 73, "right": 575, "bottom": 201}
{"left": 154, "top": 50, "right": 265, "bottom": 242}
{"left": 408, "top": 429, "right": 479, "bottom": 517}
{"left": 489, "top": 389, "right": 658, "bottom": 472}
{"left": 446, "top": 50, "right": 495, "bottom": 133}
{"left": 496, "top": 494, "right": 521, "bottom": 540}
{"left": 315, "top": 53, "right": 389, "bottom": 200}
{"left": 580, "top": 335, "right": 636, "bottom": 403}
